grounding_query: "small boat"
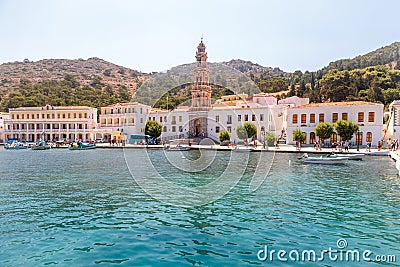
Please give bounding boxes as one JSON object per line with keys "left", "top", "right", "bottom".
{"left": 68, "top": 142, "right": 96, "bottom": 150}
{"left": 301, "top": 153, "right": 349, "bottom": 164}
{"left": 4, "top": 140, "right": 28, "bottom": 150}
{"left": 166, "top": 144, "right": 190, "bottom": 151}
{"left": 329, "top": 153, "right": 364, "bottom": 161}
{"left": 31, "top": 141, "right": 51, "bottom": 150}
{"left": 234, "top": 146, "right": 253, "bottom": 152}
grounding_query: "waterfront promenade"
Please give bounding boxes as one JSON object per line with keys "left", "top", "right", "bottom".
{"left": 95, "top": 142, "right": 391, "bottom": 156}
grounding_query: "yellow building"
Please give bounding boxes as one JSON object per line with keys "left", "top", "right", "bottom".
{"left": 3, "top": 105, "right": 99, "bottom": 142}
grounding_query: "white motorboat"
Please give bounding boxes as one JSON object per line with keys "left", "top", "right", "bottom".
{"left": 234, "top": 146, "right": 253, "bottom": 152}
{"left": 301, "top": 153, "right": 349, "bottom": 164}
{"left": 330, "top": 153, "right": 364, "bottom": 161}
{"left": 166, "top": 144, "right": 190, "bottom": 151}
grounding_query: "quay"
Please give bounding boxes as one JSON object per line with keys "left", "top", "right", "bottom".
{"left": 94, "top": 143, "right": 392, "bottom": 156}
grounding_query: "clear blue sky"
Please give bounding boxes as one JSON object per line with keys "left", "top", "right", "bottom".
{"left": 0, "top": 0, "right": 399, "bottom": 73}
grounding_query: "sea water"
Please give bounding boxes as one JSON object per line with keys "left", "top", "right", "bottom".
{"left": 0, "top": 148, "right": 399, "bottom": 266}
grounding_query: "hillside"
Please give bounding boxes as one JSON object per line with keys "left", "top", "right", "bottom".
{"left": 0, "top": 57, "right": 148, "bottom": 96}
{"left": 321, "top": 42, "right": 400, "bottom": 73}
{"left": 1, "top": 40, "right": 400, "bottom": 111}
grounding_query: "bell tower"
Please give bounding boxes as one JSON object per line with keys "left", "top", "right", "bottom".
{"left": 189, "top": 38, "right": 211, "bottom": 138}
{"left": 191, "top": 37, "right": 211, "bottom": 109}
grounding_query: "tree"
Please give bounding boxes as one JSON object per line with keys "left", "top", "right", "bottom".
{"left": 314, "top": 122, "right": 334, "bottom": 141}
{"left": 334, "top": 120, "right": 359, "bottom": 141}
{"left": 265, "top": 132, "right": 278, "bottom": 147}
{"left": 218, "top": 130, "right": 231, "bottom": 142}
{"left": 293, "top": 129, "right": 306, "bottom": 144}
{"left": 236, "top": 122, "right": 257, "bottom": 141}
{"left": 144, "top": 120, "right": 162, "bottom": 140}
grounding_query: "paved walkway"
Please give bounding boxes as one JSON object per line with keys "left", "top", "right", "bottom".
{"left": 96, "top": 143, "right": 392, "bottom": 156}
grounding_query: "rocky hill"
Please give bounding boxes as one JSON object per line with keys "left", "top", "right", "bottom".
{"left": 0, "top": 57, "right": 148, "bottom": 96}
{"left": 321, "top": 42, "right": 400, "bottom": 73}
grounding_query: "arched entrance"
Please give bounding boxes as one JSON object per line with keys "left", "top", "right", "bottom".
{"left": 194, "top": 119, "right": 201, "bottom": 137}
{"left": 310, "top": 132, "right": 316, "bottom": 144}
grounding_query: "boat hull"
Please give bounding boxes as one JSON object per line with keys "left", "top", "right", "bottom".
{"left": 68, "top": 144, "right": 96, "bottom": 150}
{"left": 303, "top": 157, "right": 349, "bottom": 164}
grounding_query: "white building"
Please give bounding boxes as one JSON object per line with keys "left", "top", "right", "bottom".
{"left": 278, "top": 96, "right": 309, "bottom": 107}
{"left": 286, "top": 101, "right": 384, "bottom": 146}
{"left": 3, "top": 105, "right": 98, "bottom": 142}
{"left": 386, "top": 100, "right": 400, "bottom": 140}
{"left": 147, "top": 94, "right": 288, "bottom": 143}
{"left": 0, "top": 112, "right": 10, "bottom": 143}
{"left": 98, "top": 102, "right": 151, "bottom": 143}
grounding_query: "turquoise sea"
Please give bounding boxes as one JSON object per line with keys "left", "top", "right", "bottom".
{"left": 0, "top": 148, "right": 399, "bottom": 266}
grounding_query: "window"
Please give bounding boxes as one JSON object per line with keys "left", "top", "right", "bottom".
{"left": 172, "top": 126, "right": 176, "bottom": 132}
{"left": 74, "top": 113, "right": 77, "bottom": 118}
{"left": 179, "top": 116, "right": 182, "bottom": 122}
{"left": 22, "top": 114, "right": 24, "bottom": 119}
{"left": 366, "top": 132, "right": 372, "bottom": 142}
{"left": 164, "top": 116, "right": 167, "bottom": 122}
{"left": 172, "top": 116, "right": 176, "bottom": 124}
{"left": 292, "top": 114, "right": 298, "bottom": 124}
{"left": 332, "top": 113, "right": 338, "bottom": 123}
{"left": 368, "top": 112, "right": 375, "bottom": 122}
{"left": 310, "top": 113, "right": 315, "bottom": 123}
{"left": 68, "top": 113, "right": 71, "bottom": 119}
{"left": 330, "top": 133, "right": 337, "bottom": 143}
{"left": 140, "top": 108, "right": 143, "bottom": 114}
{"left": 227, "top": 115, "right": 232, "bottom": 124}
{"left": 27, "top": 114, "right": 30, "bottom": 119}
{"left": 16, "top": 114, "right": 19, "bottom": 119}
{"left": 216, "top": 115, "right": 219, "bottom": 122}
{"left": 140, "top": 118, "right": 143, "bottom": 123}
{"left": 63, "top": 114, "right": 66, "bottom": 119}
{"left": 260, "top": 114, "right": 264, "bottom": 121}
{"left": 358, "top": 112, "right": 364, "bottom": 122}
{"left": 57, "top": 114, "right": 60, "bottom": 119}
{"left": 215, "top": 126, "right": 220, "bottom": 133}
{"left": 179, "top": 126, "right": 183, "bottom": 132}
{"left": 52, "top": 114, "right": 55, "bottom": 119}
{"left": 160, "top": 117, "right": 163, "bottom": 123}
{"left": 79, "top": 113, "right": 82, "bottom": 119}
{"left": 227, "top": 126, "right": 231, "bottom": 133}
{"left": 163, "top": 126, "right": 167, "bottom": 132}
{"left": 238, "top": 115, "right": 242, "bottom": 122}
{"left": 252, "top": 114, "right": 256, "bottom": 121}
{"left": 244, "top": 115, "right": 249, "bottom": 121}
{"left": 356, "top": 132, "right": 363, "bottom": 145}
{"left": 342, "top": 113, "right": 348, "bottom": 121}
{"left": 42, "top": 114, "right": 45, "bottom": 119}
{"left": 301, "top": 114, "right": 306, "bottom": 123}
{"left": 84, "top": 113, "right": 87, "bottom": 118}
{"left": 319, "top": 113, "right": 324, "bottom": 123}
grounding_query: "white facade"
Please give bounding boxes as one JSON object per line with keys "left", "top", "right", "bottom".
{"left": 286, "top": 101, "right": 384, "bottom": 146}
{"left": 3, "top": 105, "right": 98, "bottom": 142}
{"left": 278, "top": 96, "right": 309, "bottom": 107}
{"left": 386, "top": 100, "right": 400, "bottom": 140}
{"left": 148, "top": 95, "right": 287, "bottom": 143}
{"left": 148, "top": 106, "right": 190, "bottom": 141}
{"left": 99, "top": 102, "right": 151, "bottom": 141}
{"left": 0, "top": 112, "right": 10, "bottom": 143}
